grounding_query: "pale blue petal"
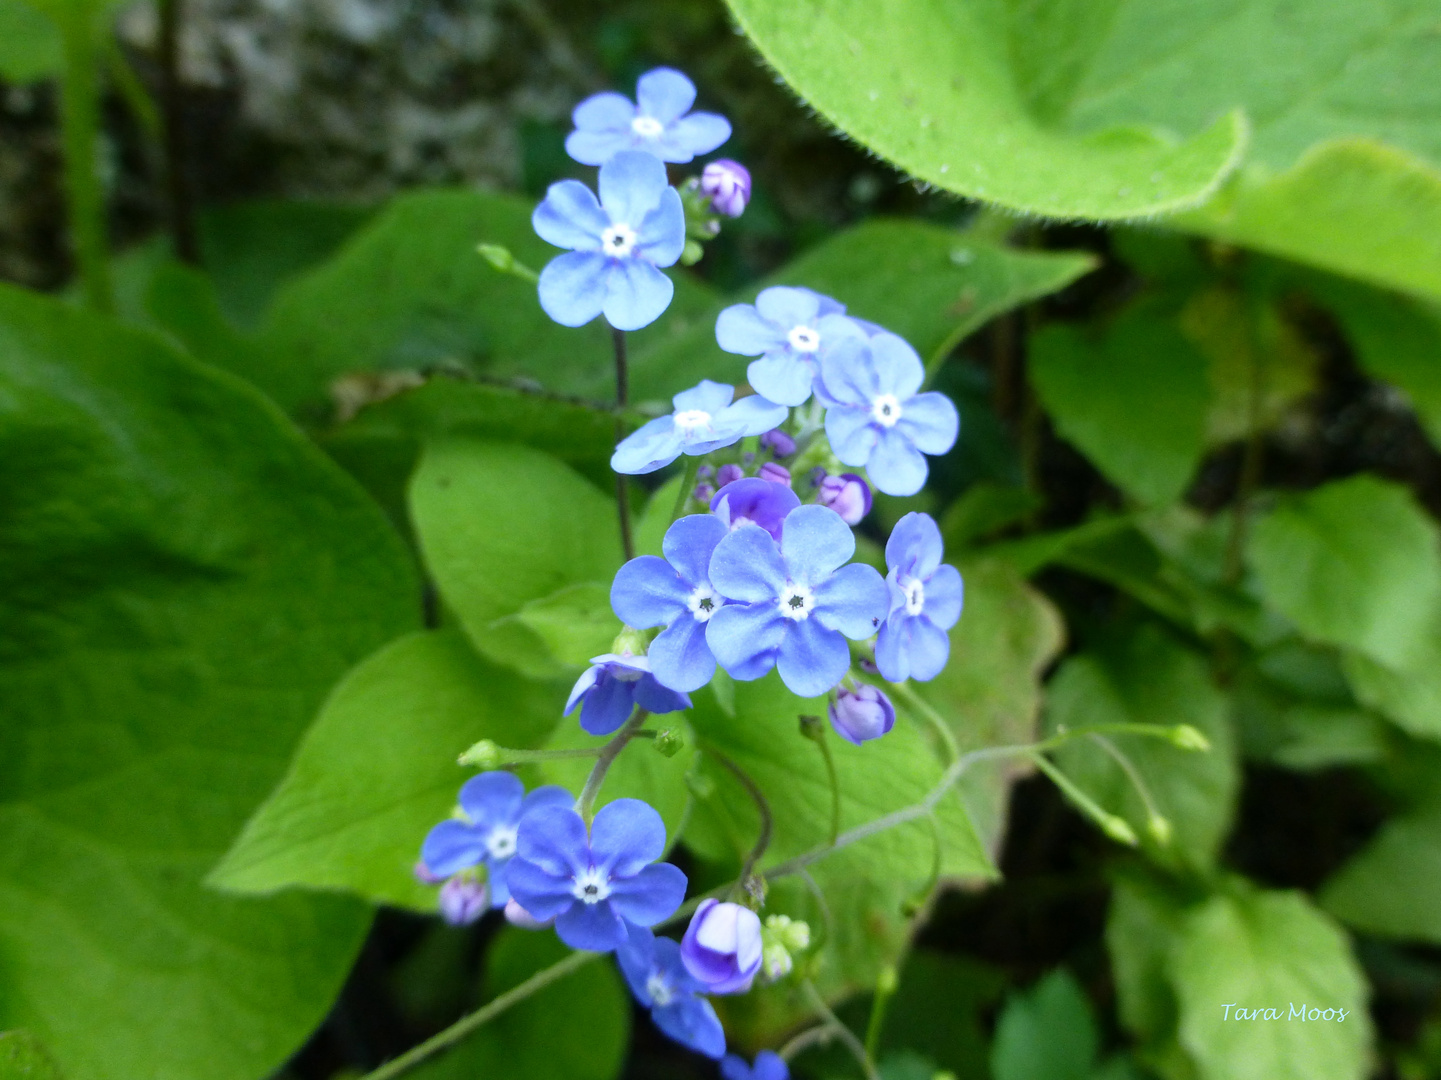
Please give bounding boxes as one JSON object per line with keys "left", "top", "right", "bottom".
{"left": 515, "top": 806, "right": 589, "bottom": 876}
{"left": 814, "top": 313, "right": 868, "bottom": 356}
{"left": 755, "top": 286, "right": 820, "bottom": 329}
{"left": 897, "top": 392, "right": 959, "bottom": 454}
{"left": 505, "top": 859, "right": 576, "bottom": 919}
{"left": 776, "top": 618, "right": 850, "bottom": 698}
{"left": 565, "top": 128, "right": 635, "bottom": 166}
{"left": 420, "top": 820, "right": 484, "bottom": 878}
{"left": 706, "top": 602, "right": 786, "bottom": 680}
{"left": 519, "top": 785, "right": 575, "bottom": 819}
{"left": 662, "top": 512, "right": 728, "bottom": 586}
{"left": 867, "top": 427, "right": 928, "bottom": 496}
{"left": 636, "top": 67, "right": 697, "bottom": 123}
{"left": 579, "top": 672, "right": 638, "bottom": 735}
{"left": 556, "top": 899, "right": 629, "bottom": 952}
{"left": 869, "top": 332, "right": 925, "bottom": 398}
{"left": 636, "top": 188, "right": 686, "bottom": 267}
{"left": 805, "top": 288, "right": 847, "bottom": 318}
{"left": 457, "top": 770, "right": 524, "bottom": 826}
{"left": 608, "top": 863, "right": 688, "bottom": 925}
{"left": 720, "top": 394, "right": 788, "bottom": 436}
{"left": 533, "top": 180, "right": 607, "bottom": 250}
{"left": 716, "top": 304, "right": 785, "bottom": 355}
{"left": 825, "top": 405, "right": 879, "bottom": 465}
{"left": 748, "top": 355, "right": 814, "bottom": 407}
{"left": 817, "top": 335, "right": 879, "bottom": 407}
{"left": 634, "top": 675, "right": 691, "bottom": 715}
{"left": 591, "top": 797, "right": 666, "bottom": 875}
{"left": 603, "top": 259, "right": 675, "bottom": 332}
{"left": 563, "top": 664, "right": 601, "bottom": 715}
{"left": 611, "top": 555, "right": 690, "bottom": 628}
{"left": 781, "top": 504, "right": 856, "bottom": 584}
{"left": 648, "top": 616, "right": 716, "bottom": 692}
{"left": 813, "top": 562, "right": 889, "bottom": 638}
{"left": 885, "top": 511, "right": 944, "bottom": 580}
{"left": 874, "top": 617, "right": 909, "bottom": 683}
{"left": 599, "top": 150, "right": 671, "bottom": 225}
{"left": 709, "top": 523, "right": 787, "bottom": 602}
{"left": 906, "top": 617, "right": 952, "bottom": 681}
{"left": 662, "top": 112, "right": 731, "bottom": 158}
{"left": 654, "top": 996, "right": 727, "bottom": 1060}
{"left": 924, "top": 564, "right": 965, "bottom": 628}
{"left": 538, "top": 250, "right": 608, "bottom": 327}
{"left": 674, "top": 379, "right": 735, "bottom": 414}
{"left": 573, "top": 90, "right": 635, "bottom": 130}
{"left": 612, "top": 416, "right": 684, "bottom": 475}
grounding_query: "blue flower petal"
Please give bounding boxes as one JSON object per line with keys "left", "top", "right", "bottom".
{"left": 457, "top": 770, "right": 525, "bottom": 826}
{"left": 817, "top": 334, "right": 877, "bottom": 408}
{"left": 776, "top": 617, "right": 850, "bottom": 698}
{"left": 563, "top": 664, "right": 601, "bottom": 716}
{"left": 519, "top": 785, "right": 574, "bottom": 820}
{"left": 505, "top": 858, "right": 576, "bottom": 919}
{"left": 674, "top": 379, "right": 735, "bottom": 414}
{"left": 572, "top": 90, "right": 635, "bottom": 130}
{"left": 662, "top": 112, "right": 732, "bottom": 159}
{"left": 755, "top": 286, "right": 821, "bottom": 329}
{"left": 488, "top": 855, "right": 514, "bottom": 907}
{"left": 886, "top": 511, "right": 944, "bottom": 580}
{"left": 565, "top": 128, "right": 633, "bottom": 166}
{"left": 603, "top": 258, "right": 675, "bottom": 332}
{"left": 611, "top": 555, "right": 690, "bottom": 628}
{"left": 747, "top": 354, "right": 815, "bottom": 406}
{"left": 870, "top": 332, "right": 926, "bottom": 397}
{"left": 813, "top": 562, "right": 889, "bottom": 638}
{"left": 647, "top": 615, "right": 716, "bottom": 692}
{"left": 599, "top": 149, "right": 670, "bottom": 226}
{"left": 591, "top": 797, "right": 667, "bottom": 875}
{"left": 720, "top": 394, "right": 789, "bottom": 437}
{"left": 612, "top": 415, "right": 685, "bottom": 475}
{"left": 636, "top": 187, "right": 686, "bottom": 267}
{"left": 825, "top": 404, "right": 879, "bottom": 465}
{"left": 579, "top": 670, "right": 638, "bottom": 735}
{"left": 897, "top": 391, "right": 960, "bottom": 455}
{"left": 925, "top": 563, "right": 965, "bottom": 629}
{"left": 874, "top": 615, "right": 910, "bottom": 683}
{"left": 636, "top": 67, "right": 697, "bottom": 122}
{"left": 906, "top": 616, "right": 952, "bottom": 681}
{"left": 420, "top": 819, "right": 484, "bottom": 878}
{"left": 662, "top": 512, "right": 728, "bottom": 586}
{"left": 709, "top": 523, "right": 788, "bottom": 603}
{"left": 556, "top": 898, "right": 629, "bottom": 952}
{"left": 608, "top": 862, "right": 688, "bottom": 925}
{"left": 867, "top": 427, "right": 929, "bottom": 496}
{"left": 754, "top": 1050, "right": 791, "bottom": 1080}
{"left": 634, "top": 674, "right": 692, "bottom": 714}
{"left": 515, "top": 805, "right": 589, "bottom": 876}
{"left": 706, "top": 602, "right": 787, "bottom": 681}
{"left": 533, "top": 179, "right": 607, "bottom": 251}
{"left": 715, "top": 303, "right": 784, "bottom": 355}
{"left": 781, "top": 504, "right": 856, "bottom": 584}
{"left": 654, "top": 996, "right": 727, "bottom": 1060}
{"left": 616, "top": 923, "right": 659, "bottom": 1002}
{"left": 538, "top": 250, "right": 609, "bottom": 327}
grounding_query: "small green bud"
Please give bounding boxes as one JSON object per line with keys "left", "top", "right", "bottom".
{"left": 1148, "top": 814, "right": 1173, "bottom": 845}
{"left": 876, "top": 964, "right": 899, "bottom": 995}
{"left": 1100, "top": 813, "right": 1140, "bottom": 846}
{"left": 476, "top": 243, "right": 539, "bottom": 283}
{"left": 760, "top": 914, "right": 811, "bottom": 980}
{"left": 680, "top": 238, "right": 705, "bottom": 266}
{"left": 611, "top": 625, "right": 649, "bottom": 657}
{"left": 458, "top": 739, "right": 501, "bottom": 769}
{"left": 1170, "top": 724, "right": 1211, "bottom": 751}
{"left": 652, "top": 727, "right": 685, "bottom": 758}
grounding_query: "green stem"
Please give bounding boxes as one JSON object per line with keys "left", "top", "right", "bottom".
{"left": 863, "top": 966, "right": 900, "bottom": 1065}
{"left": 801, "top": 715, "right": 842, "bottom": 846}
{"left": 671, "top": 455, "right": 700, "bottom": 522}
{"left": 888, "top": 679, "right": 960, "bottom": 765}
{"left": 576, "top": 709, "right": 647, "bottom": 822}
{"left": 704, "top": 745, "right": 772, "bottom": 901}
{"left": 58, "top": 11, "right": 112, "bottom": 312}
{"left": 1030, "top": 752, "right": 1138, "bottom": 846}
{"left": 801, "top": 979, "right": 879, "bottom": 1080}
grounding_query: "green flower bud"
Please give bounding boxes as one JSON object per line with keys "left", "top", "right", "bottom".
{"left": 611, "top": 625, "right": 650, "bottom": 657}
{"left": 653, "top": 727, "right": 685, "bottom": 758}
{"left": 1170, "top": 724, "right": 1211, "bottom": 751}
{"left": 457, "top": 739, "right": 501, "bottom": 769}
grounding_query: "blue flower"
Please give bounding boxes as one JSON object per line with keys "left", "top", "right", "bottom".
{"left": 706, "top": 505, "right": 889, "bottom": 698}
{"left": 420, "top": 772, "right": 573, "bottom": 907}
{"left": 611, "top": 381, "right": 787, "bottom": 475}
{"left": 709, "top": 476, "right": 801, "bottom": 542}
{"left": 533, "top": 150, "right": 684, "bottom": 331}
{"left": 611, "top": 515, "right": 728, "bottom": 693}
{"left": 715, "top": 286, "right": 866, "bottom": 406}
{"left": 566, "top": 67, "right": 731, "bottom": 166}
{"left": 508, "top": 798, "right": 688, "bottom": 952}
{"left": 874, "top": 512, "right": 964, "bottom": 682}
{"left": 616, "top": 923, "right": 727, "bottom": 1060}
{"left": 820, "top": 333, "right": 960, "bottom": 496}
{"left": 564, "top": 653, "right": 691, "bottom": 736}
{"left": 722, "top": 1051, "right": 790, "bottom": 1080}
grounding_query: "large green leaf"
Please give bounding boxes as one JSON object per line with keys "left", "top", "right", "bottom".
{"left": 409, "top": 440, "right": 623, "bottom": 678}
{"left": 0, "top": 286, "right": 417, "bottom": 1080}
{"left": 724, "top": 0, "right": 1246, "bottom": 220}
{"left": 210, "top": 630, "right": 562, "bottom": 910}
{"left": 0, "top": 0, "right": 59, "bottom": 83}
{"left": 1048, "top": 625, "right": 1238, "bottom": 870}
{"left": 1321, "top": 804, "right": 1441, "bottom": 944}
{"left": 991, "top": 969, "right": 1098, "bottom": 1080}
{"left": 1171, "top": 888, "right": 1373, "bottom": 1080}
{"left": 0, "top": 1032, "right": 62, "bottom": 1080}
{"left": 1029, "top": 304, "right": 1212, "bottom": 506}
{"left": 1105, "top": 871, "right": 1190, "bottom": 1045}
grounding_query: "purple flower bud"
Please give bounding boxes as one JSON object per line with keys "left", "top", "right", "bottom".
{"left": 710, "top": 477, "right": 801, "bottom": 542}
{"left": 438, "top": 875, "right": 489, "bottom": 925}
{"left": 828, "top": 684, "right": 896, "bottom": 745}
{"left": 742, "top": 451, "right": 756, "bottom": 466}
{"left": 716, "top": 463, "right": 744, "bottom": 488}
{"left": 697, "top": 464, "right": 715, "bottom": 480}
{"left": 504, "top": 897, "right": 553, "bottom": 930}
{"left": 818, "top": 473, "right": 872, "bottom": 525}
{"left": 760, "top": 428, "right": 796, "bottom": 457}
{"left": 758, "top": 461, "right": 791, "bottom": 487}
{"left": 680, "top": 898, "right": 763, "bottom": 994}
{"left": 413, "top": 860, "right": 444, "bottom": 886}
{"left": 694, "top": 481, "right": 716, "bottom": 504}
{"left": 701, "top": 159, "right": 751, "bottom": 217}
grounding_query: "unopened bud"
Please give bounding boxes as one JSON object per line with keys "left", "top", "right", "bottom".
{"left": 716, "top": 463, "right": 744, "bottom": 488}
{"left": 1100, "top": 814, "right": 1140, "bottom": 846}
{"left": 701, "top": 159, "right": 751, "bottom": 218}
{"left": 413, "top": 860, "right": 444, "bottom": 886}
{"left": 828, "top": 684, "right": 896, "bottom": 745}
{"left": 758, "top": 461, "right": 791, "bottom": 486}
{"left": 438, "top": 874, "right": 488, "bottom": 925}
{"left": 476, "top": 243, "right": 539, "bottom": 283}
{"left": 611, "top": 625, "right": 649, "bottom": 657}
{"left": 818, "top": 473, "right": 872, "bottom": 525}
{"left": 653, "top": 727, "right": 685, "bottom": 757}
{"left": 693, "top": 481, "right": 715, "bottom": 504}
{"left": 458, "top": 739, "right": 501, "bottom": 769}
{"left": 760, "top": 428, "right": 796, "bottom": 457}
{"left": 1170, "top": 724, "right": 1210, "bottom": 751}
{"left": 760, "top": 914, "right": 810, "bottom": 981}
{"left": 680, "top": 238, "right": 705, "bottom": 266}
{"left": 1148, "top": 814, "right": 1173, "bottom": 845}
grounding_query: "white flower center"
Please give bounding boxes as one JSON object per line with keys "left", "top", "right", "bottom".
{"left": 486, "top": 824, "right": 518, "bottom": 859}
{"left": 901, "top": 576, "right": 926, "bottom": 617}
{"left": 688, "top": 584, "right": 719, "bottom": 622}
{"left": 872, "top": 393, "right": 903, "bottom": 428}
{"left": 787, "top": 325, "right": 820, "bottom": 353}
{"left": 631, "top": 115, "right": 665, "bottom": 139}
{"left": 778, "top": 582, "right": 815, "bottom": 621}
{"left": 673, "top": 409, "right": 713, "bottom": 437}
{"left": 571, "top": 866, "right": 612, "bottom": 905}
{"left": 646, "top": 972, "right": 675, "bottom": 1007}
{"left": 601, "top": 222, "right": 637, "bottom": 258}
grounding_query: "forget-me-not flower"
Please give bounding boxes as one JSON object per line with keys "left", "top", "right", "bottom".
{"left": 715, "top": 286, "right": 866, "bottom": 406}
{"left": 611, "top": 381, "right": 786, "bottom": 475}
{"left": 821, "top": 333, "right": 960, "bottom": 497}
{"left": 611, "top": 514, "right": 728, "bottom": 693}
{"left": 709, "top": 477, "right": 800, "bottom": 541}
{"left": 533, "top": 150, "right": 684, "bottom": 331}
{"left": 874, "top": 512, "right": 964, "bottom": 683}
{"left": 616, "top": 923, "right": 727, "bottom": 1059}
{"left": 722, "top": 1051, "right": 790, "bottom": 1080}
{"left": 508, "top": 798, "right": 687, "bottom": 952}
{"left": 420, "top": 772, "right": 573, "bottom": 907}
{"left": 564, "top": 653, "right": 691, "bottom": 736}
{"left": 706, "top": 504, "right": 889, "bottom": 697}
{"left": 680, "top": 898, "right": 763, "bottom": 994}
{"left": 565, "top": 67, "right": 731, "bottom": 166}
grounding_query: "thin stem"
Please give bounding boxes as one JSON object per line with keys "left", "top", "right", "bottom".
{"left": 803, "top": 716, "right": 842, "bottom": 845}
{"left": 671, "top": 455, "right": 700, "bottom": 522}
{"left": 779, "top": 1023, "right": 842, "bottom": 1062}
{"left": 888, "top": 679, "right": 960, "bottom": 765}
{"left": 107, "top": 39, "right": 160, "bottom": 140}
{"left": 611, "top": 326, "right": 634, "bottom": 561}
{"left": 864, "top": 967, "right": 900, "bottom": 1065}
{"left": 457, "top": 740, "right": 604, "bottom": 768}
{"left": 704, "top": 745, "right": 772, "bottom": 899}
{"left": 357, "top": 949, "right": 599, "bottom": 1080}
{"left": 1030, "top": 752, "right": 1138, "bottom": 846}
{"left": 58, "top": 11, "right": 113, "bottom": 312}
{"left": 1088, "top": 732, "right": 1169, "bottom": 842}
{"left": 157, "top": 0, "right": 198, "bottom": 263}
{"left": 801, "top": 979, "right": 879, "bottom": 1080}
{"left": 576, "top": 709, "right": 647, "bottom": 822}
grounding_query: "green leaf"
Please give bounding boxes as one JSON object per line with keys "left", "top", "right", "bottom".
{"left": 1248, "top": 475, "right": 1441, "bottom": 671}
{"left": 877, "top": 952, "right": 1005, "bottom": 1080}
{"left": 1029, "top": 305, "right": 1212, "bottom": 505}
{"left": 940, "top": 481, "right": 1041, "bottom": 550}
{"left": 508, "top": 582, "right": 620, "bottom": 669}
{"left": 0, "top": 1032, "right": 62, "bottom": 1080}
{"left": 0, "top": 285, "right": 417, "bottom": 1080}
{"left": 0, "top": 0, "right": 60, "bottom": 83}
{"left": 1048, "top": 624, "right": 1238, "bottom": 869}
{"left": 1105, "top": 872, "right": 1189, "bottom": 1043}
{"left": 1171, "top": 888, "right": 1374, "bottom": 1080}
{"left": 409, "top": 440, "right": 623, "bottom": 678}
{"left": 1321, "top": 804, "right": 1441, "bottom": 944}
{"left": 724, "top": 0, "right": 1246, "bottom": 220}
{"left": 410, "top": 928, "right": 628, "bottom": 1080}
{"left": 1342, "top": 643, "right": 1441, "bottom": 743}
{"left": 210, "top": 629, "right": 561, "bottom": 910}
{"left": 991, "top": 969, "right": 1098, "bottom": 1080}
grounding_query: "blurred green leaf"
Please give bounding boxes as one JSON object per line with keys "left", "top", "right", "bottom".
{"left": 0, "top": 0, "right": 59, "bottom": 83}
{"left": 0, "top": 285, "right": 416, "bottom": 1080}
{"left": 991, "top": 968, "right": 1097, "bottom": 1080}
{"left": 409, "top": 440, "right": 622, "bottom": 679}
{"left": 509, "top": 582, "right": 620, "bottom": 669}
{"left": 211, "top": 629, "right": 561, "bottom": 911}
{"left": 1106, "top": 871, "right": 1190, "bottom": 1044}
{"left": 1049, "top": 624, "right": 1238, "bottom": 869}
{"left": 878, "top": 951, "right": 1005, "bottom": 1080}
{"left": 941, "top": 482, "right": 1041, "bottom": 550}
{"left": 1030, "top": 305, "right": 1212, "bottom": 506}
{"left": 1172, "top": 887, "right": 1374, "bottom": 1080}
{"left": 1322, "top": 804, "right": 1441, "bottom": 944}
{"left": 0, "top": 1032, "right": 62, "bottom": 1080}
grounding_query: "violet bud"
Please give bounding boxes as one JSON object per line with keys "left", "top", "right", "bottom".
{"left": 694, "top": 481, "right": 716, "bottom": 504}
{"left": 758, "top": 461, "right": 791, "bottom": 487}
{"left": 818, "top": 473, "right": 872, "bottom": 525}
{"left": 828, "top": 685, "right": 896, "bottom": 746}
{"left": 438, "top": 875, "right": 489, "bottom": 925}
{"left": 701, "top": 159, "right": 751, "bottom": 218}
{"left": 760, "top": 428, "right": 796, "bottom": 457}
{"left": 680, "top": 898, "right": 764, "bottom": 994}
{"left": 503, "top": 897, "right": 553, "bottom": 930}
{"left": 413, "top": 860, "right": 444, "bottom": 886}
{"left": 716, "top": 463, "right": 744, "bottom": 488}
{"left": 697, "top": 464, "right": 715, "bottom": 480}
